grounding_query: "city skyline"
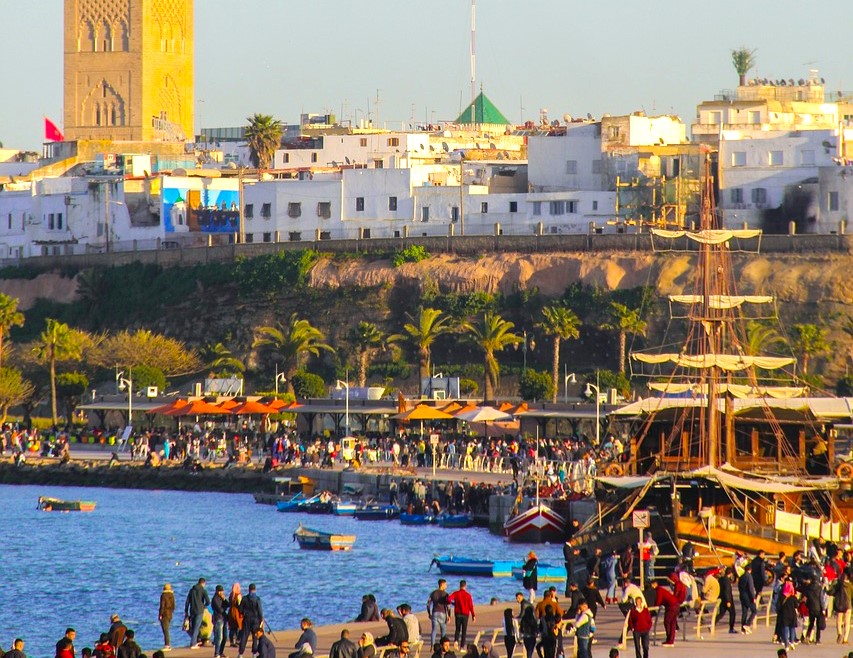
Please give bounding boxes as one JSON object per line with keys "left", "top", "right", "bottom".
{"left": 1, "top": 0, "right": 851, "bottom": 151}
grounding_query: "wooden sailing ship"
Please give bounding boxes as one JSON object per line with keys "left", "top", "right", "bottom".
{"left": 570, "top": 150, "right": 851, "bottom": 567}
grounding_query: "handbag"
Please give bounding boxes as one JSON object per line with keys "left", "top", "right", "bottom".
{"left": 182, "top": 616, "right": 191, "bottom": 632}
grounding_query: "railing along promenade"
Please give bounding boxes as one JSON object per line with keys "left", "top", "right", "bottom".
{"left": 4, "top": 230, "right": 852, "bottom": 271}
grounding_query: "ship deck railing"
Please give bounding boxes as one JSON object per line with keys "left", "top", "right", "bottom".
{"left": 709, "top": 513, "right": 808, "bottom": 549}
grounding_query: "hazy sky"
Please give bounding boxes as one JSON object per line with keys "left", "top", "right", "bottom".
{"left": 2, "top": 0, "right": 851, "bottom": 150}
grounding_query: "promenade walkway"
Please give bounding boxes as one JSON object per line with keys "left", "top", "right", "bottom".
{"left": 161, "top": 596, "right": 846, "bottom": 658}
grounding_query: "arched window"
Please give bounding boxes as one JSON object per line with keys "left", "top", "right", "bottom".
{"left": 95, "top": 105, "right": 102, "bottom": 126}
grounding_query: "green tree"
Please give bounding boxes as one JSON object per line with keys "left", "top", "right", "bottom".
{"left": 291, "top": 370, "right": 326, "bottom": 399}
{"left": 244, "top": 113, "right": 284, "bottom": 169}
{"left": 0, "top": 366, "right": 34, "bottom": 424}
{"left": 200, "top": 341, "right": 245, "bottom": 376}
{"left": 731, "top": 47, "right": 757, "bottom": 86}
{"left": 31, "top": 319, "right": 85, "bottom": 425}
{"left": 253, "top": 314, "right": 334, "bottom": 393}
{"left": 0, "top": 292, "right": 24, "bottom": 369}
{"left": 130, "top": 364, "right": 167, "bottom": 393}
{"left": 790, "top": 323, "right": 829, "bottom": 376}
{"left": 89, "top": 330, "right": 201, "bottom": 377}
{"left": 56, "top": 371, "right": 89, "bottom": 423}
{"left": 601, "top": 302, "right": 647, "bottom": 375}
{"left": 392, "top": 307, "right": 453, "bottom": 388}
{"left": 537, "top": 304, "right": 581, "bottom": 403}
{"left": 519, "top": 369, "right": 553, "bottom": 402}
{"left": 744, "top": 320, "right": 786, "bottom": 356}
{"left": 462, "top": 312, "right": 522, "bottom": 401}
{"left": 348, "top": 321, "right": 397, "bottom": 387}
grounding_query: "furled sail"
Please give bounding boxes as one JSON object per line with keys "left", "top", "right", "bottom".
{"left": 668, "top": 294, "right": 774, "bottom": 309}
{"left": 648, "top": 382, "right": 807, "bottom": 398}
{"left": 652, "top": 228, "right": 761, "bottom": 244}
{"left": 632, "top": 353, "right": 794, "bottom": 371}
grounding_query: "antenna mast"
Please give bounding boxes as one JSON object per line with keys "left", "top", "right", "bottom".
{"left": 470, "top": 0, "right": 476, "bottom": 107}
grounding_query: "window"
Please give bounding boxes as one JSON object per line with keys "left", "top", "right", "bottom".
{"left": 565, "top": 160, "right": 577, "bottom": 175}
{"left": 388, "top": 196, "right": 397, "bottom": 211}
{"left": 829, "top": 191, "right": 840, "bottom": 212}
{"left": 359, "top": 138, "right": 367, "bottom": 147}
{"left": 387, "top": 137, "right": 400, "bottom": 147}
{"left": 362, "top": 228, "right": 371, "bottom": 239}
{"left": 48, "top": 213, "right": 55, "bottom": 230}
{"left": 732, "top": 151, "right": 747, "bottom": 167}
{"left": 800, "top": 150, "right": 815, "bottom": 166}
{"left": 7, "top": 213, "right": 11, "bottom": 230}
{"left": 282, "top": 153, "right": 290, "bottom": 164}
{"left": 263, "top": 232, "right": 272, "bottom": 243}
{"left": 451, "top": 206, "right": 459, "bottom": 222}
{"left": 592, "top": 200, "right": 598, "bottom": 211}
{"left": 356, "top": 197, "right": 365, "bottom": 211}
{"left": 749, "top": 111, "right": 761, "bottom": 125}
{"left": 319, "top": 231, "right": 331, "bottom": 240}
{"left": 244, "top": 203, "right": 254, "bottom": 219}
{"left": 245, "top": 233, "right": 254, "bottom": 243}
{"left": 769, "top": 151, "right": 784, "bottom": 166}
{"left": 317, "top": 202, "right": 331, "bottom": 219}
{"left": 288, "top": 202, "right": 301, "bottom": 218}
{"left": 311, "top": 153, "right": 318, "bottom": 163}
{"left": 261, "top": 203, "right": 272, "bottom": 218}
{"left": 709, "top": 111, "right": 722, "bottom": 125}
{"left": 289, "top": 231, "right": 302, "bottom": 242}
{"left": 509, "top": 201, "right": 518, "bottom": 213}
{"left": 480, "top": 202, "right": 488, "bottom": 214}
{"left": 592, "top": 160, "right": 603, "bottom": 174}
{"left": 567, "top": 200, "right": 578, "bottom": 213}
{"left": 532, "top": 201, "right": 542, "bottom": 216}
{"left": 751, "top": 187, "right": 767, "bottom": 204}
{"left": 549, "top": 201, "right": 565, "bottom": 216}
{"left": 57, "top": 213, "right": 63, "bottom": 230}
{"left": 421, "top": 206, "right": 430, "bottom": 222}
{"left": 374, "top": 159, "right": 383, "bottom": 169}
{"left": 730, "top": 188, "right": 744, "bottom": 204}
{"left": 609, "top": 126, "right": 620, "bottom": 140}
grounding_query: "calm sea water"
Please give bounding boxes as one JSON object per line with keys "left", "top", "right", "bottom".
{"left": 0, "top": 485, "right": 565, "bottom": 658}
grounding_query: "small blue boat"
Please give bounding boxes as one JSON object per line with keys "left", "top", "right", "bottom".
{"left": 400, "top": 512, "right": 435, "bottom": 526}
{"left": 437, "top": 513, "right": 474, "bottom": 528}
{"left": 276, "top": 492, "right": 313, "bottom": 512}
{"left": 511, "top": 562, "right": 567, "bottom": 582}
{"left": 333, "top": 501, "right": 358, "bottom": 516}
{"left": 432, "top": 556, "right": 495, "bottom": 576}
{"left": 354, "top": 504, "right": 400, "bottom": 520}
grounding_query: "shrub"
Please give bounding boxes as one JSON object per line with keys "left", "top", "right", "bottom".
{"left": 392, "top": 245, "right": 429, "bottom": 267}
{"left": 519, "top": 369, "right": 553, "bottom": 402}
{"left": 459, "top": 378, "right": 479, "bottom": 396}
{"left": 291, "top": 370, "right": 326, "bottom": 399}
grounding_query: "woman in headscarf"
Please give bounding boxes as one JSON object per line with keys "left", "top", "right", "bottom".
{"left": 627, "top": 596, "right": 652, "bottom": 658}
{"left": 779, "top": 581, "right": 799, "bottom": 651}
{"left": 159, "top": 583, "right": 175, "bottom": 650}
{"left": 358, "top": 632, "right": 376, "bottom": 658}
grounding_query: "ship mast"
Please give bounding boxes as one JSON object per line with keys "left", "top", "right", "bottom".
{"left": 701, "top": 154, "right": 719, "bottom": 468}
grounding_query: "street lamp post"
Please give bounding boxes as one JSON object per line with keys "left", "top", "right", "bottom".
{"left": 521, "top": 330, "right": 535, "bottom": 374}
{"left": 563, "top": 368, "right": 577, "bottom": 403}
{"left": 116, "top": 368, "right": 133, "bottom": 445}
{"left": 336, "top": 370, "right": 350, "bottom": 437}
{"left": 584, "top": 378, "right": 600, "bottom": 446}
{"left": 274, "top": 364, "right": 286, "bottom": 395}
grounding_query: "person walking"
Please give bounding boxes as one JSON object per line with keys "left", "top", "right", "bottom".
{"left": 603, "top": 550, "right": 619, "bottom": 604}
{"left": 518, "top": 599, "right": 538, "bottom": 658}
{"left": 238, "top": 583, "right": 264, "bottom": 658}
{"left": 427, "top": 579, "right": 451, "bottom": 648}
{"left": 227, "top": 584, "right": 243, "bottom": 648}
{"left": 738, "top": 564, "right": 757, "bottom": 634}
{"left": 834, "top": 570, "right": 853, "bottom": 644}
{"left": 502, "top": 609, "right": 518, "bottom": 658}
{"left": 159, "top": 584, "right": 175, "bottom": 651}
{"left": 185, "top": 578, "right": 211, "bottom": 649}
{"left": 211, "top": 585, "right": 230, "bottom": 658}
{"left": 448, "top": 580, "right": 476, "bottom": 648}
{"left": 568, "top": 600, "right": 595, "bottom": 658}
{"left": 522, "top": 552, "right": 538, "bottom": 602}
{"left": 716, "top": 567, "right": 737, "bottom": 634}
{"left": 778, "top": 581, "right": 799, "bottom": 651}
{"left": 627, "top": 596, "right": 652, "bottom": 658}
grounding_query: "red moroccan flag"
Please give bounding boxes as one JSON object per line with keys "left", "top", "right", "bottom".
{"left": 45, "top": 117, "right": 64, "bottom": 142}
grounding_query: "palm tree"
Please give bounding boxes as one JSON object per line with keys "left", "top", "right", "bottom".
{"left": 244, "top": 114, "right": 284, "bottom": 169}
{"left": 0, "top": 293, "right": 24, "bottom": 369}
{"left": 253, "top": 313, "right": 334, "bottom": 392}
{"left": 392, "top": 307, "right": 453, "bottom": 387}
{"left": 601, "top": 302, "right": 647, "bottom": 374}
{"left": 537, "top": 304, "right": 582, "bottom": 403}
{"left": 31, "top": 319, "right": 84, "bottom": 425}
{"left": 743, "top": 320, "right": 786, "bottom": 356}
{"left": 348, "top": 321, "right": 397, "bottom": 387}
{"left": 790, "top": 323, "right": 829, "bottom": 376}
{"left": 731, "top": 47, "right": 757, "bottom": 86}
{"left": 201, "top": 341, "right": 245, "bottom": 376}
{"left": 463, "top": 312, "right": 522, "bottom": 401}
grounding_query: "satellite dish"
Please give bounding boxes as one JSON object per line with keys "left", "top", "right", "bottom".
{"left": 563, "top": 114, "right": 572, "bottom": 123}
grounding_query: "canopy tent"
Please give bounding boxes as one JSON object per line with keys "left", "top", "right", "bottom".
{"left": 455, "top": 405, "right": 513, "bottom": 423}
{"left": 230, "top": 400, "right": 278, "bottom": 415}
{"left": 164, "top": 399, "right": 232, "bottom": 416}
{"left": 146, "top": 399, "right": 188, "bottom": 415}
{"left": 393, "top": 404, "right": 455, "bottom": 421}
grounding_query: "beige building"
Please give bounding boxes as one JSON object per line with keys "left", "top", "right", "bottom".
{"left": 63, "top": 0, "right": 194, "bottom": 143}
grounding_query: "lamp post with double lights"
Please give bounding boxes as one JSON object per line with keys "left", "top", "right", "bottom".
{"left": 336, "top": 370, "right": 351, "bottom": 437}
{"left": 584, "top": 378, "right": 601, "bottom": 446}
{"left": 116, "top": 368, "right": 133, "bottom": 436}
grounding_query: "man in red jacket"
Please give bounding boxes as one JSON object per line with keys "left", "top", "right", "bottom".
{"left": 448, "top": 580, "right": 476, "bottom": 648}
{"left": 650, "top": 580, "right": 679, "bottom": 647}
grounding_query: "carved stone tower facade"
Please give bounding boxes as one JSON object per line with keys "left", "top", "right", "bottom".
{"left": 64, "top": 0, "right": 194, "bottom": 142}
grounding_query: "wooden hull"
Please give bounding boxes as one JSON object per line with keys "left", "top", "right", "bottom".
{"left": 38, "top": 497, "right": 96, "bottom": 512}
{"left": 675, "top": 515, "right": 800, "bottom": 567}
{"left": 293, "top": 525, "right": 355, "bottom": 551}
{"left": 504, "top": 503, "right": 566, "bottom": 543}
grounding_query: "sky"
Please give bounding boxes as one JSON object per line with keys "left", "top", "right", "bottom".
{"left": 1, "top": 0, "right": 852, "bottom": 151}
